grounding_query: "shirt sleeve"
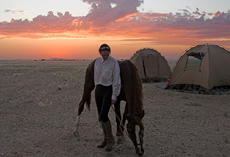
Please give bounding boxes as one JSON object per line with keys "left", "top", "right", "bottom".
{"left": 112, "top": 60, "right": 121, "bottom": 100}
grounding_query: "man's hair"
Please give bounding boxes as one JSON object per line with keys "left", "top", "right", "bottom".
{"left": 99, "top": 43, "right": 111, "bottom": 53}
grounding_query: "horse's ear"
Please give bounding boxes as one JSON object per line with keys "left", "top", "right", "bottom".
{"left": 141, "top": 110, "right": 145, "bottom": 119}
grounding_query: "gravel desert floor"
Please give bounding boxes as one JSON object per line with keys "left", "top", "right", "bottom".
{"left": 0, "top": 60, "right": 230, "bottom": 157}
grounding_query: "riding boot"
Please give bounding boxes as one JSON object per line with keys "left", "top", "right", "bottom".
{"left": 103, "top": 120, "right": 115, "bottom": 151}
{"left": 97, "top": 121, "right": 106, "bottom": 148}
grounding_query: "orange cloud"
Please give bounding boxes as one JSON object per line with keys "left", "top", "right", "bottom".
{"left": 0, "top": 0, "right": 230, "bottom": 59}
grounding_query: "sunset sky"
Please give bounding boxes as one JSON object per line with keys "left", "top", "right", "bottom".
{"left": 0, "top": 0, "right": 230, "bottom": 59}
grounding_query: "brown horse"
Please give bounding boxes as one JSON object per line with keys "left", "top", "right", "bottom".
{"left": 73, "top": 59, "right": 145, "bottom": 156}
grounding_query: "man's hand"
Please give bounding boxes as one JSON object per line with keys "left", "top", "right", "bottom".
{"left": 111, "top": 99, "right": 116, "bottom": 105}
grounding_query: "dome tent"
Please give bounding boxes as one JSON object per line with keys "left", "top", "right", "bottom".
{"left": 167, "top": 44, "right": 230, "bottom": 93}
{"left": 130, "top": 48, "right": 172, "bottom": 82}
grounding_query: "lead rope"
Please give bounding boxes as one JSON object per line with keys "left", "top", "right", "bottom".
{"left": 111, "top": 105, "right": 130, "bottom": 138}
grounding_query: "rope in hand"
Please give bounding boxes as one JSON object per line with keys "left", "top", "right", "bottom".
{"left": 111, "top": 105, "right": 130, "bottom": 138}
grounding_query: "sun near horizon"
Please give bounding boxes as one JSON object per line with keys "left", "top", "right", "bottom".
{"left": 1, "top": 36, "right": 229, "bottom": 60}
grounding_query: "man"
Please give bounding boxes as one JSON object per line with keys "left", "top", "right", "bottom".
{"left": 94, "top": 43, "right": 121, "bottom": 151}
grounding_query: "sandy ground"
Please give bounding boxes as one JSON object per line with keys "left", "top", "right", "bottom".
{"left": 0, "top": 60, "right": 230, "bottom": 157}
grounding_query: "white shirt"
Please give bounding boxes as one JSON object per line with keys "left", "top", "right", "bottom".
{"left": 94, "top": 56, "right": 121, "bottom": 100}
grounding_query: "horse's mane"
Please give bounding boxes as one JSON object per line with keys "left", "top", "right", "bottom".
{"left": 131, "top": 62, "right": 144, "bottom": 115}
{"left": 119, "top": 60, "right": 144, "bottom": 116}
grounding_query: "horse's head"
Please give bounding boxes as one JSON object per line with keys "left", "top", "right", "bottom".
{"left": 126, "top": 110, "right": 145, "bottom": 156}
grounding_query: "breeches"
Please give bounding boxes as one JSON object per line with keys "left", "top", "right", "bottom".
{"left": 95, "top": 85, "right": 112, "bottom": 123}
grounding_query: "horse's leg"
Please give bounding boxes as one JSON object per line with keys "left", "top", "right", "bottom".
{"left": 139, "top": 128, "right": 144, "bottom": 154}
{"left": 138, "top": 122, "right": 144, "bottom": 155}
{"left": 121, "top": 103, "right": 128, "bottom": 132}
{"left": 114, "top": 100, "right": 126, "bottom": 144}
{"left": 73, "top": 100, "right": 84, "bottom": 136}
{"left": 73, "top": 115, "right": 81, "bottom": 136}
{"left": 73, "top": 90, "right": 92, "bottom": 136}
{"left": 114, "top": 100, "right": 122, "bottom": 136}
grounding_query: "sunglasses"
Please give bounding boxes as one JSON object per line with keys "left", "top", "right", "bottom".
{"left": 100, "top": 46, "right": 110, "bottom": 51}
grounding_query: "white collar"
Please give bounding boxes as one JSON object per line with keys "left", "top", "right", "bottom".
{"left": 101, "top": 56, "right": 110, "bottom": 63}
